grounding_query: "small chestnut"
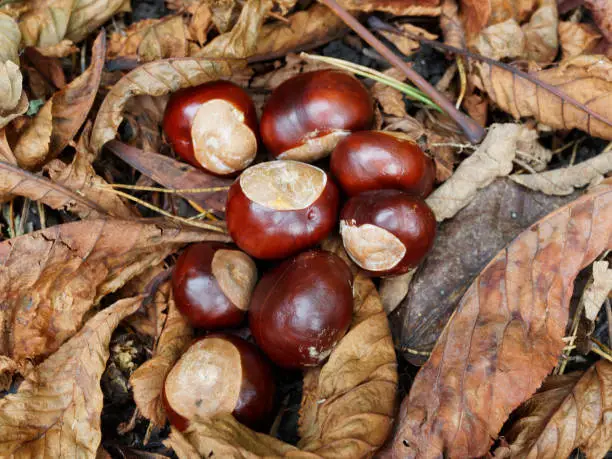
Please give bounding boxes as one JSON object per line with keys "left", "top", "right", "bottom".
{"left": 260, "top": 70, "right": 374, "bottom": 162}
{"left": 172, "top": 242, "right": 257, "bottom": 329}
{"left": 330, "top": 131, "right": 435, "bottom": 197}
{"left": 340, "top": 190, "right": 436, "bottom": 276}
{"left": 163, "top": 80, "right": 258, "bottom": 175}
{"left": 163, "top": 334, "right": 276, "bottom": 431}
{"left": 226, "top": 160, "right": 339, "bottom": 260}
{"left": 249, "top": 250, "right": 353, "bottom": 369}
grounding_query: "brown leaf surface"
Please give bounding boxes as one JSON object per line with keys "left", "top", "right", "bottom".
{"left": 90, "top": 57, "right": 246, "bottom": 154}
{"left": 338, "top": 0, "right": 440, "bottom": 16}
{"left": 0, "top": 61, "right": 28, "bottom": 130}
{"left": 14, "top": 31, "right": 106, "bottom": 170}
{"left": 0, "top": 296, "right": 142, "bottom": 457}
{"left": 473, "top": 55, "right": 612, "bottom": 140}
{"left": 521, "top": 0, "right": 558, "bottom": 62}
{"left": 35, "top": 39, "right": 78, "bottom": 57}
{"left": 0, "top": 12, "right": 21, "bottom": 64}
{"left": 169, "top": 275, "right": 398, "bottom": 458}
{"left": 391, "top": 181, "right": 612, "bottom": 458}
{"left": 585, "top": 0, "right": 612, "bottom": 43}
{"left": 380, "top": 24, "right": 437, "bottom": 57}
{"left": 0, "top": 218, "right": 229, "bottom": 366}
{"left": 472, "top": 19, "right": 525, "bottom": 60}
{"left": 583, "top": 261, "right": 612, "bottom": 321}
{"left": 495, "top": 360, "right": 612, "bottom": 458}
{"left": 559, "top": 21, "right": 602, "bottom": 60}
{"left": 391, "top": 178, "right": 579, "bottom": 365}
{"left": 130, "top": 282, "right": 192, "bottom": 427}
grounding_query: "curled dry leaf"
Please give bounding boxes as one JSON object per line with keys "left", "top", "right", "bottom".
{"left": 495, "top": 360, "right": 612, "bottom": 458}
{"left": 372, "top": 68, "right": 409, "bottom": 118}
{"left": 521, "top": 0, "right": 558, "bottom": 63}
{"left": 380, "top": 23, "right": 437, "bottom": 57}
{"left": 35, "top": 39, "right": 78, "bottom": 58}
{"left": 559, "top": 22, "right": 602, "bottom": 60}
{"left": 0, "top": 356, "right": 18, "bottom": 392}
{"left": 472, "top": 19, "right": 525, "bottom": 60}
{"left": 0, "top": 12, "right": 20, "bottom": 64}
{"left": 584, "top": 0, "right": 612, "bottom": 43}
{"left": 0, "top": 296, "right": 142, "bottom": 458}
{"left": 392, "top": 178, "right": 579, "bottom": 365}
{"left": 379, "top": 270, "right": 415, "bottom": 315}
{"left": 14, "top": 31, "right": 106, "bottom": 170}
{"left": 167, "top": 275, "right": 398, "bottom": 458}
{"left": 124, "top": 95, "right": 168, "bottom": 152}
{"left": 473, "top": 55, "right": 612, "bottom": 140}
{"left": 0, "top": 218, "right": 229, "bottom": 366}
{"left": 90, "top": 57, "right": 246, "bottom": 154}
{"left": 131, "top": 282, "right": 193, "bottom": 427}
{"left": 338, "top": 0, "right": 440, "bottom": 16}
{"left": 511, "top": 149, "right": 612, "bottom": 195}
{"left": 391, "top": 180, "right": 612, "bottom": 458}
{"left": 0, "top": 61, "right": 28, "bottom": 130}
{"left": 440, "top": 0, "right": 465, "bottom": 49}
{"left": 19, "top": 0, "right": 130, "bottom": 48}
{"left": 583, "top": 261, "right": 612, "bottom": 321}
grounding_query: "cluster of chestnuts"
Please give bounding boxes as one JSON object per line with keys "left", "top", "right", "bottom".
{"left": 161, "top": 70, "right": 437, "bottom": 432}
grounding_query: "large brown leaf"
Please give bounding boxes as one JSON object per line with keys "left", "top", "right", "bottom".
{"left": 0, "top": 219, "right": 229, "bottom": 367}
{"left": 0, "top": 296, "right": 142, "bottom": 457}
{"left": 90, "top": 57, "right": 247, "bottom": 154}
{"left": 390, "top": 180, "right": 612, "bottom": 458}
{"left": 495, "top": 360, "right": 612, "bottom": 458}
{"left": 14, "top": 31, "right": 106, "bottom": 169}
{"left": 168, "top": 275, "right": 398, "bottom": 458}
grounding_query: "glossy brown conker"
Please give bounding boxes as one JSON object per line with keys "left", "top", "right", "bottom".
{"left": 163, "top": 334, "right": 276, "bottom": 432}
{"left": 330, "top": 131, "right": 435, "bottom": 197}
{"left": 340, "top": 190, "right": 436, "bottom": 277}
{"left": 162, "top": 80, "right": 258, "bottom": 175}
{"left": 249, "top": 250, "right": 353, "bottom": 369}
{"left": 172, "top": 242, "right": 257, "bottom": 329}
{"left": 226, "top": 161, "right": 339, "bottom": 260}
{"left": 260, "top": 70, "right": 374, "bottom": 162}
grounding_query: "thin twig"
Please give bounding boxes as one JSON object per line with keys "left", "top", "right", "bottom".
{"left": 317, "top": 0, "right": 485, "bottom": 144}
{"left": 98, "top": 183, "right": 230, "bottom": 194}
{"left": 17, "top": 198, "right": 30, "bottom": 236}
{"left": 606, "top": 299, "right": 612, "bottom": 346}
{"left": 455, "top": 56, "right": 467, "bottom": 109}
{"left": 591, "top": 345, "right": 612, "bottom": 364}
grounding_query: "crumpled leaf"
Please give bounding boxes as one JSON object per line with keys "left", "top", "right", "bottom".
{"left": 495, "top": 360, "right": 612, "bottom": 458}
{"left": 511, "top": 148, "right": 612, "bottom": 195}
{"left": 559, "top": 21, "right": 602, "bottom": 60}
{"left": 108, "top": 16, "right": 188, "bottom": 62}
{"left": 440, "top": 0, "right": 465, "bottom": 49}
{"left": 372, "top": 68, "right": 409, "bottom": 118}
{"left": 379, "top": 270, "right": 415, "bottom": 315}
{"left": 585, "top": 0, "right": 612, "bottom": 43}
{"left": 0, "top": 61, "right": 28, "bottom": 130}
{"left": 473, "top": 55, "right": 612, "bottom": 140}
{"left": 0, "top": 12, "right": 21, "bottom": 64}
{"left": 583, "top": 261, "right": 612, "bottom": 321}
{"left": 123, "top": 95, "right": 168, "bottom": 152}
{"left": 204, "top": 0, "right": 238, "bottom": 33}
{"left": 14, "top": 31, "right": 106, "bottom": 170}
{"left": 19, "top": 0, "right": 130, "bottom": 48}
{"left": 23, "top": 47, "right": 67, "bottom": 89}
{"left": 35, "top": 39, "right": 78, "bottom": 57}
{"left": 391, "top": 179, "right": 579, "bottom": 365}
{"left": 90, "top": 57, "right": 246, "bottom": 154}
{"left": 196, "top": 0, "right": 271, "bottom": 58}
{"left": 472, "top": 18, "right": 525, "bottom": 60}
{"left": 167, "top": 275, "right": 398, "bottom": 458}
{"left": 338, "top": 0, "right": 440, "bottom": 16}
{"left": 391, "top": 180, "right": 612, "bottom": 458}
{"left": 131, "top": 282, "right": 192, "bottom": 427}
{"left": 189, "top": 3, "right": 212, "bottom": 46}
{"left": 0, "top": 218, "right": 229, "bottom": 367}
{"left": 0, "top": 356, "right": 18, "bottom": 392}
{"left": 0, "top": 296, "right": 142, "bottom": 458}
{"left": 521, "top": 0, "right": 558, "bottom": 62}
{"left": 380, "top": 23, "right": 437, "bottom": 57}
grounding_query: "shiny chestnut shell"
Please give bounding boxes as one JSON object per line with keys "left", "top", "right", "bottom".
{"left": 340, "top": 190, "right": 436, "bottom": 276}
{"left": 330, "top": 131, "right": 435, "bottom": 197}
{"left": 172, "top": 242, "right": 257, "bottom": 329}
{"left": 162, "top": 80, "right": 258, "bottom": 175}
{"left": 163, "top": 334, "right": 276, "bottom": 431}
{"left": 226, "top": 161, "right": 339, "bottom": 260}
{"left": 249, "top": 250, "right": 353, "bottom": 369}
{"left": 260, "top": 70, "right": 374, "bottom": 162}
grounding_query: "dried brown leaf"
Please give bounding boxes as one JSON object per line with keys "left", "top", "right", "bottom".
{"left": 559, "top": 22, "right": 602, "bottom": 60}
{"left": 372, "top": 68, "right": 408, "bottom": 118}
{"left": 338, "top": 0, "right": 441, "bottom": 16}
{"left": 90, "top": 57, "right": 246, "bottom": 154}
{"left": 189, "top": 3, "right": 212, "bottom": 46}
{"left": 391, "top": 180, "right": 612, "bottom": 458}
{"left": 379, "top": 270, "right": 415, "bottom": 315}
{"left": 204, "top": 0, "right": 239, "bottom": 33}
{"left": 0, "top": 61, "right": 28, "bottom": 130}
{"left": 0, "top": 218, "right": 229, "bottom": 366}
{"left": 35, "top": 39, "right": 78, "bottom": 57}
{"left": 381, "top": 24, "right": 437, "bottom": 57}
{"left": 0, "top": 296, "right": 142, "bottom": 457}
{"left": 511, "top": 149, "right": 612, "bottom": 195}
{"left": 131, "top": 282, "right": 193, "bottom": 427}
{"left": 495, "top": 360, "right": 612, "bottom": 458}
{"left": 583, "top": 261, "right": 612, "bottom": 321}
{"left": 584, "top": 0, "right": 612, "bottom": 43}
{"left": 123, "top": 95, "right": 168, "bottom": 152}
{"left": 459, "top": 0, "right": 491, "bottom": 39}
{"left": 440, "top": 0, "right": 465, "bottom": 49}
{"left": 521, "top": 0, "right": 558, "bottom": 62}
{"left": 0, "top": 12, "right": 20, "bottom": 64}
{"left": 472, "top": 19, "right": 525, "bottom": 60}
{"left": 473, "top": 55, "right": 612, "bottom": 140}
{"left": 0, "top": 356, "right": 18, "bottom": 392}
{"left": 13, "top": 99, "right": 53, "bottom": 167}
{"left": 23, "top": 47, "right": 67, "bottom": 89}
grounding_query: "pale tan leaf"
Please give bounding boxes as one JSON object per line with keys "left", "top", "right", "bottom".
{"left": 338, "top": 0, "right": 440, "bottom": 16}
{"left": 13, "top": 99, "right": 53, "bottom": 169}
{"left": 511, "top": 149, "right": 612, "bottom": 195}
{"left": 583, "top": 261, "right": 612, "bottom": 321}
{"left": 189, "top": 3, "right": 212, "bottom": 46}
{"left": 35, "top": 39, "right": 78, "bottom": 57}
{"left": 440, "top": 0, "right": 465, "bottom": 49}
{"left": 0, "top": 219, "right": 229, "bottom": 366}
{"left": 0, "top": 130, "right": 16, "bottom": 165}
{"left": 90, "top": 57, "right": 246, "bottom": 154}
{"left": 495, "top": 360, "right": 612, "bottom": 458}
{"left": 559, "top": 21, "right": 602, "bottom": 60}
{"left": 391, "top": 181, "right": 612, "bottom": 458}
{"left": 130, "top": 283, "right": 193, "bottom": 427}
{"left": 521, "top": 0, "right": 558, "bottom": 62}
{"left": 372, "top": 68, "right": 408, "bottom": 118}
{"left": 0, "top": 12, "right": 21, "bottom": 64}
{"left": 205, "top": 0, "right": 238, "bottom": 33}
{"left": 426, "top": 123, "right": 523, "bottom": 221}
{"left": 472, "top": 19, "right": 525, "bottom": 60}
{"left": 380, "top": 24, "right": 437, "bottom": 57}
{"left": 473, "top": 55, "right": 612, "bottom": 140}
{"left": 379, "top": 270, "right": 415, "bottom": 315}
{"left": 165, "top": 428, "right": 204, "bottom": 459}
{"left": 584, "top": 0, "right": 612, "bottom": 43}
{"left": 0, "top": 61, "right": 28, "bottom": 130}
{"left": 0, "top": 296, "right": 143, "bottom": 458}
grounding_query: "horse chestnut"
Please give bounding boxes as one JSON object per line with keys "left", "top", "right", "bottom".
{"left": 330, "top": 131, "right": 435, "bottom": 197}
{"left": 163, "top": 80, "right": 258, "bottom": 175}
{"left": 163, "top": 334, "right": 276, "bottom": 431}
{"left": 172, "top": 242, "right": 257, "bottom": 329}
{"left": 226, "top": 161, "right": 339, "bottom": 259}
{"left": 340, "top": 190, "right": 436, "bottom": 277}
{"left": 249, "top": 250, "right": 353, "bottom": 369}
{"left": 260, "top": 70, "right": 374, "bottom": 162}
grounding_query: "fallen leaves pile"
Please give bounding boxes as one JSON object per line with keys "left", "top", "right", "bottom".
{"left": 0, "top": 0, "right": 610, "bottom": 457}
